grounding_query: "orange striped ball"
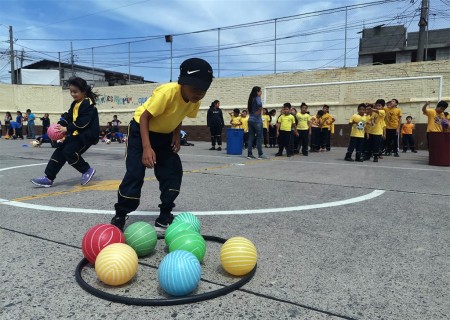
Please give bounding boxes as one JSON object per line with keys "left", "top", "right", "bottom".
{"left": 220, "top": 237, "right": 258, "bottom": 276}
{"left": 95, "top": 243, "right": 138, "bottom": 286}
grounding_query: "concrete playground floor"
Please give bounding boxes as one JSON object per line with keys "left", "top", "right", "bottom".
{"left": 0, "top": 138, "right": 449, "bottom": 320}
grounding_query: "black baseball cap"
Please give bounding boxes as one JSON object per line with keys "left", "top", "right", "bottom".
{"left": 178, "top": 58, "right": 213, "bottom": 91}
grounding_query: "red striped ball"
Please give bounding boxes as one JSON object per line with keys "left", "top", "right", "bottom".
{"left": 81, "top": 224, "right": 125, "bottom": 264}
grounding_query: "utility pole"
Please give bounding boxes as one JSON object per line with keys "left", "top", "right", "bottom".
{"left": 416, "top": 0, "right": 429, "bottom": 62}
{"left": 9, "top": 26, "right": 15, "bottom": 84}
{"left": 19, "top": 49, "right": 24, "bottom": 84}
{"left": 70, "top": 41, "right": 74, "bottom": 76}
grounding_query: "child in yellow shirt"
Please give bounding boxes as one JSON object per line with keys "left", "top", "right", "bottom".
{"left": 229, "top": 108, "right": 242, "bottom": 129}
{"left": 401, "top": 116, "right": 417, "bottom": 153}
{"left": 345, "top": 103, "right": 366, "bottom": 162}
{"left": 276, "top": 103, "right": 297, "bottom": 157}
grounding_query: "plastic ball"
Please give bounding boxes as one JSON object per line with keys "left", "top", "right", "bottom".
{"left": 173, "top": 212, "right": 201, "bottom": 233}
{"left": 95, "top": 243, "right": 138, "bottom": 286}
{"left": 164, "top": 221, "right": 196, "bottom": 246}
{"left": 105, "top": 139, "right": 111, "bottom": 144}
{"left": 169, "top": 230, "right": 206, "bottom": 262}
{"left": 32, "top": 140, "right": 40, "bottom": 147}
{"left": 158, "top": 250, "right": 201, "bottom": 296}
{"left": 47, "top": 124, "right": 65, "bottom": 141}
{"left": 220, "top": 237, "right": 258, "bottom": 276}
{"left": 81, "top": 224, "right": 125, "bottom": 264}
{"left": 124, "top": 221, "right": 157, "bottom": 257}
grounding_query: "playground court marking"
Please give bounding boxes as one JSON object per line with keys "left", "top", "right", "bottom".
{"left": 0, "top": 162, "right": 385, "bottom": 215}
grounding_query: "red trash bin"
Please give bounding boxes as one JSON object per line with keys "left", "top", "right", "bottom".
{"left": 428, "top": 132, "right": 450, "bottom": 166}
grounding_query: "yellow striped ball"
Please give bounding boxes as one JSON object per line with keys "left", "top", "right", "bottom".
{"left": 220, "top": 237, "right": 258, "bottom": 276}
{"left": 95, "top": 243, "right": 139, "bottom": 286}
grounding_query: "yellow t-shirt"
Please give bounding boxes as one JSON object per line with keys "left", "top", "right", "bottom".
{"left": 296, "top": 113, "right": 311, "bottom": 131}
{"left": 401, "top": 123, "right": 414, "bottom": 135}
{"left": 71, "top": 100, "right": 83, "bottom": 136}
{"left": 134, "top": 82, "right": 200, "bottom": 133}
{"left": 383, "top": 107, "right": 402, "bottom": 129}
{"left": 310, "top": 116, "right": 320, "bottom": 128}
{"left": 262, "top": 114, "right": 270, "bottom": 129}
{"left": 230, "top": 115, "right": 242, "bottom": 128}
{"left": 278, "top": 114, "right": 295, "bottom": 131}
{"left": 367, "top": 110, "right": 385, "bottom": 135}
{"left": 241, "top": 116, "right": 249, "bottom": 132}
{"left": 349, "top": 114, "right": 366, "bottom": 138}
{"left": 321, "top": 113, "right": 334, "bottom": 129}
{"left": 424, "top": 108, "right": 445, "bottom": 132}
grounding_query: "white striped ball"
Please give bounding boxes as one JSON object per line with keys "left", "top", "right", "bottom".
{"left": 158, "top": 250, "right": 201, "bottom": 296}
{"left": 220, "top": 237, "right": 258, "bottom": 276}
{"left": 95, "top": 243, "right": 138, "bottom": 286}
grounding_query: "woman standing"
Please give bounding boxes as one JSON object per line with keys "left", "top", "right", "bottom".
{"left": 246, "top": 86, "right": 265, "bottom": 159}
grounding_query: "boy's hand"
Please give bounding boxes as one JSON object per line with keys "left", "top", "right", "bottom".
{"left": 142, "top": 147, "right": 156, "bottom": 168}
{"left": 171, "top": 136, "right": 181, "bottom": 153}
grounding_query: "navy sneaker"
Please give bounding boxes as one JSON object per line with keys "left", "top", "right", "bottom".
{"left": 31, "top": 176, "right": 53, "bottom": 188}
{"left": 111, "top": 215, "right": 128, "bottom": 232}
{"left": 155, "top": 214, "right": 174, "bottom": 229}
{"left": 81, "top": 167, "right": 96, "bottom": 186}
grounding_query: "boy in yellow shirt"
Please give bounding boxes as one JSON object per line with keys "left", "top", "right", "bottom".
{"left": 320, "top": 105, "right": 335, "bottom": 151}
{"left": 230, "top": 108, "right": 242, "bottom": 129}
{"left": 422, "top": 100, "right": 448, "bottom": 132}
{"left": 365, "top": 101, "right": 386, "bottom": 162}
{"left": 296, "top": 103, "right": 311, "bottom": 156}
{"left": 111, "top": 58, "right": 213, "bottom": 231}
{"left": 383, "top": 99, "right": 402, "bottom": 157}
{"left": 240, "top": 109, "right": 249, "bottom": 149}
{"left": 401, "top": 116, "right": 417, "bottom": 153}
{"left": 276, "top": 103, "right": 297, "bottom": 157}
{"left": 345, "top": 103, "right": 366, "bottom": 162}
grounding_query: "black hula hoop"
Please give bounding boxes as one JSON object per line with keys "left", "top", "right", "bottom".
{"left": 75, "top": 234, "right": 257, "bottom": 306}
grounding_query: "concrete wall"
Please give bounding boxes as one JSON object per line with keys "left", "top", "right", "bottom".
{"left": 1, "top": 59, "right": 449, "bottom": 134}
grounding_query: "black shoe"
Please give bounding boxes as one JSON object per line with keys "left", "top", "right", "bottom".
{"left": 247, "top": 155, "right": 256, "bottom": 159}
{"left": 373, "top": 157, "right": 378, "bottom": 163}
{"left": 287, "top": 154, "right": 292, "bottom": 157}
{"left": 345, "top": 157, "right": 354, "bottom": 162}
{"left": 385, "top": 152, "right": 391, "bottom": 156}
{"left": 155, "top": 214, "right": 174, "bottom": 229}
{"left": 303, "top": 153, "right": 308, "bottom": 156}
{"left": 209, "top": 146, "right": 215, "bottom": 150}
{"left": 393, "top": 153, "right": 399, "bottom": 157}
{"left": 412, "top": 150, "right": 417, "bottom": 153}
{"left": 275, "top": 153, "right": 282, "bottom": 156}
{"left": 111, "top": 215, "right": 128, "bottom": 232}
{"left": 402, "top": 150, "right": 407, "bottom": 153}
{"left": 216, "top": 147, "right": 222, "bottom": 151}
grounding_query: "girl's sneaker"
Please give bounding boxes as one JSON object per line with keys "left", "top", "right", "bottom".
{"left": 31, "top": 176, "right": 53, "bottom": 187}
{"left": 81, "top": 167, "right": 96, "bottom": 186}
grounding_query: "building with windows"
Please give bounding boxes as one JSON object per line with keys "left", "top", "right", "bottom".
{"left": 16, "top": 59, "right": 152, "bottom": 87}
{"left": 358, "top": 25, "right": 450, "bottom": 65}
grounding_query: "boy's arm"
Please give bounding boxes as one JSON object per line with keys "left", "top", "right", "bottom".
{"left": 422, "top": 102, "right": 429, "bottom": 115}
{"left": 139, "top": 110, "right": 156, "bottom": 168}
{"left": 172, "top": 122, "right": 181, "bottom": 153}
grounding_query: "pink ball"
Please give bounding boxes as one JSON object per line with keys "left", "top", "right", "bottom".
{"left": 47, "top": 124, "right": 66, "bottom": 141}
{"left": 81, "top": 224, "right": 125, "bottom": 264}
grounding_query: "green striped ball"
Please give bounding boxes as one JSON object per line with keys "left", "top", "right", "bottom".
{"left": 173, "top": 212, "right": 201, "bottom": 233}
{"left": 124, "top": 221, "right": 157, "bottom": 257}
{"left": 164, "top": 221, "right": 196, "bottom": 246}
{"left": 169, "top": 230, "right": 206, "bottom": 262}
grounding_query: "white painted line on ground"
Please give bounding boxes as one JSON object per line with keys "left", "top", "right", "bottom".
{"left": 0, "top": 163, "right": 46, "bottom": 172}
{"left": 0, "top": 190, "right": 385, "bottom": 216}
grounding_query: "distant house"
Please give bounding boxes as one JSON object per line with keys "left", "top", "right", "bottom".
{"left": 17, "top": 59, "right": 153, "bottom": 87}
{"left": 358, "top": 25, "right": 450, "bottom": 65}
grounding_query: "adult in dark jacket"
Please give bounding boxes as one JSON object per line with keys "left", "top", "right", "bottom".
{"left": 207, "top": 100, "right": 224, "bottom": 151}
{"left": 31, "top": 77, "right": 100, "bottom": 187}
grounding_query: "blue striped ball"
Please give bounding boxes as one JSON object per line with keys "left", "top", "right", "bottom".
{"left": 158, "top": 250, "right": 201, "bottom": 296}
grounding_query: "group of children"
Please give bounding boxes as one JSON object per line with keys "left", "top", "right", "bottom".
{"left": 228, "top": 103, "right": 335, "bottom": 157}
{"left": 1, "top": 110, "right": 49, "bottom": 140}
{"left": 345, "top": 99, "right": 449, "bottom": 163}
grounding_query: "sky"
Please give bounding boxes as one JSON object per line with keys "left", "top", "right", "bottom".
{"left": 0, "top": 0, "right": 449, "bottom": 84}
